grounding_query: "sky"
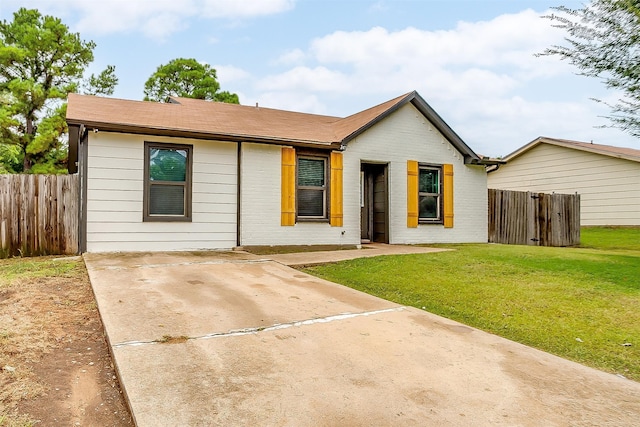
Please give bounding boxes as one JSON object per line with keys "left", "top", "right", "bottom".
{"left": 1, "top": 0, "right": 637, "bottom": 157}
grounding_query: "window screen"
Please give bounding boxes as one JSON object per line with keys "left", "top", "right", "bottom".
{"left": 297, "top": 156, "right": 327, "bottom": 218}
{"left": 149, "top": 186, "right": 185, "bottom": 215}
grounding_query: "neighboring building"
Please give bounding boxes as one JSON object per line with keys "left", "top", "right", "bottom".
{"left": 66, "top": 91, "right": 496, "bottom": 253}
{"left": 488, "top": 137, "right": 640, "bottom": 226}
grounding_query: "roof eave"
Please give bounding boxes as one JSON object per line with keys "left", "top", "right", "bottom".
{"left": 65, "top": 119, "right": 341, "bottom": 150}
{"left": 541, "top": 137, "right": 640, "bottom": 163}
{"left": 500, "top": 137, "right": 544, "bottom": 162}
{"left": 466, "top": 157, "right": 505, "bottom": 166}
{"left": 503, "top": 136, "right": 640, "bottom": 163}
{"left": 409, "top": 94, "right": 480, "bottom": 162}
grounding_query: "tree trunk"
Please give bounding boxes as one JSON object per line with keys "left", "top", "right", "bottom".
{"left": 24, "top": 118, "right": 34, "bottom": 172}
{"left": 22, "top": 146, "right": 31, "bottom": 172}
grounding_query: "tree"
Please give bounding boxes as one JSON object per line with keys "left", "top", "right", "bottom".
{"left": 143, "top": 58, "right": 239, "bottom": 103}
{"left": 0, "top": 8, "right": 118, "bottom": 173}
{"left": 82, "top": 65, "right": 118, "bottom": 96}
{"left": 540, "top": 0, "right": 640, "bottom": 137}
{"left": 0, "top": 143, "right": 21, "bottom": 173}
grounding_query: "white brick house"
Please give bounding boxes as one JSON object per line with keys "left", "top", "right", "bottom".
{"left": 66, "top": 91, "right": 495, "bottom": 252}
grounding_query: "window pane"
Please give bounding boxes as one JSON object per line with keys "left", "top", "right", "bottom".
{"left": 149, "top": 148, "right": 187, "bottom": 182}
{"left": 419, "top": 169, "right": 439, "bottom": 194}
{"left": 419, "top": 195, "right": 438, "bottom": 219}
{"left": 298, "top": 189, "right": 324, "bottom": 217}
{"left": 150, "top": 185, "right": 185, "bottom": 215}
{"left": 298, "top": 158, "right": 325, "bottom": 187}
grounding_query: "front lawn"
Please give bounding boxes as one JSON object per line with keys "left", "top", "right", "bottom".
{"left": 302, "top": 227, "right": 640, "bottom": 381}
{"left": 0, "top": 257, "right": 133, "bottom": 426}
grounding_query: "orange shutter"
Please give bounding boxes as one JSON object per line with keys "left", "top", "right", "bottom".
{"left": 281, "top": 147, "right": 296, "bottom": 226}
{"left": 407, "top": 160, "right": 419, "bottom": 228}
{"left": 443, "top": 163, "right": 454, "bottom": 228}
{"left": 330, "top": 152, "right": 343, "bottom": 227}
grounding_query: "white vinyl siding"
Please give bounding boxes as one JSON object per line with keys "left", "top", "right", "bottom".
{"left": 488, "top": 143, "right": 640, "bottom": 226}
{"left": 85, "top": 132, "right": 237, "bottom": 252}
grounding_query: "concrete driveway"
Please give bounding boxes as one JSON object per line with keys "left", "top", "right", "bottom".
{"left": 84, "top": 250, "right": 640, "bottom": 426}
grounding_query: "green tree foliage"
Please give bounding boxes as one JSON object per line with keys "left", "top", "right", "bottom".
{"left": 540, "top": 0, "right": 640, "bottom": 137}
{"left": 144, "top": 58, "right": 239, "bottom": 103}
{"left": 0, "top": 142, "right": 21, "bottom": 173}
{"left": 82, "top": 65, "right": 118, "bottom": 96}
{"left": 0, "top": 8, "right": 118, "bottom": 173}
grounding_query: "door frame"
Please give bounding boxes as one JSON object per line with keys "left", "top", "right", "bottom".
{"left": 360, "top": 162, "right": 389, "bottom": 244}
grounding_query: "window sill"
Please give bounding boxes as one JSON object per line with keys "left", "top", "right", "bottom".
{"left": 418, "top": 219, "right": 443, "bottom": 225}
{"left": 143, "top": 216, "right": 192, "bottom": 222}
{"left": 296, "top": 218, "right": 330, "bottom": 223}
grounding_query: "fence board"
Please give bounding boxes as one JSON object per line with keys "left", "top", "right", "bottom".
{"left": 488, "top": 189, "right": 580, "bottom": 247}
{"left": 0, "top": 174, "right": 79, "bottom": 258}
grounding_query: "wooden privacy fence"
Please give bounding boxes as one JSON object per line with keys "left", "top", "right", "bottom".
{"left": 488, "top": 189, "right": 580, "bottom": 247}
{"left": 0, "top": 174, "right": 79, "bottom": 257}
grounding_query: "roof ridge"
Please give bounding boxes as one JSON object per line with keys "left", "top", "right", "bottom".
{"left": 170, "top": 95, "right": 342, "bottom": 120}
{"left": 341, "top": 91, "right": 413, "bottom": 121}
{"left": 540, "top": 136, "right": 640, "bottom": 158}
{"left": 332, "top": 92, "right": 414, "bottom": 141}
{"left": 504, "top": 136, "right": 640, "bottom": 163}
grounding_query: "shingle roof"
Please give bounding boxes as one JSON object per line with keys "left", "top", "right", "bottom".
{"left": 67, "top": 93, "right": 341, "bottom": 146}
{"left": 66, "top": 90, "right": 481, "bottom": 162}
{"left": 504, "top": 136, "right": 640, "bottom": 163}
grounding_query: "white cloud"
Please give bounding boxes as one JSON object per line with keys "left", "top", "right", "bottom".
{"left": 200, "top": 0, "right": 295, "bottom": 18}
{"left": 258, "top": 9, "right": 567, "bottom": 103}
{"left": 257, "top": 66, "right": 351, "bottom": 92}
{"left": 213, "top": 65, "right": 251, "bottom": 84}
{"left": 252, "top": 8, "right": 629, "bottom": 156}
{"left": 273, "top": 48, "right": 307, "bottom": 65}
{"left": 438, "top": 93, "right": 630, "bottom": 157}
{"left": 3, "top": 0, "right": 296, "bottom": 39}
{"left": 139, "top": 11, "right": 190, "bottom": 39}
{"left": 252, "top": 92, "right": 329, "bottom": 115}
{"left": 308, "top": 10, "right": 565, "bottom": 72}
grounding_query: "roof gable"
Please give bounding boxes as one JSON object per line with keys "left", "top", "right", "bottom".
{"left": 66, "top": 90, "right": 482, "bottom": 164}
{"left": 504, "top": 137, "right": 640, "bottom": 164}
{"left": 334, "top": 91, "right": 480, "bottom": 163}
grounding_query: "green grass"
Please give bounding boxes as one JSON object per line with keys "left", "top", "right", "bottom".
{"left": 0, "top": 256, "right": 81, "bottom": 287}
{"left": 302, "top": 227, "right": 640, "bottom": 381}
{"left": 581, "top": 226, "right": 640, "bottom": 251}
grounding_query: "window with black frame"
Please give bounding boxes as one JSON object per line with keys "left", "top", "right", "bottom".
{"left": 297, "top": 155, "right": 327, "bottom": 219}
{"left": 418, "top": 165, "right": 442, "bottom": 221}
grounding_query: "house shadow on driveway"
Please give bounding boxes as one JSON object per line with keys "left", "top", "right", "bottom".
{"left": 84, "top": 248, "right": 640, "bottom": 427}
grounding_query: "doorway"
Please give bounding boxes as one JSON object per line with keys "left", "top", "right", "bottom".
{"left": 360, "top": 163, "right": 389, "bottom": 243}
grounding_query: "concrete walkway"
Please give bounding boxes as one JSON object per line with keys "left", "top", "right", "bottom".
{"left": 266, "top": 242, "right": 449, "bottom": 266}
{"left": 84, "top": 248, "right": 640, "bottom": 426}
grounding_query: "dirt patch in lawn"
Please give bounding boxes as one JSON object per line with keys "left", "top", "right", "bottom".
{"left": 0, "top": 257, "right": 133, "bottom": 426}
